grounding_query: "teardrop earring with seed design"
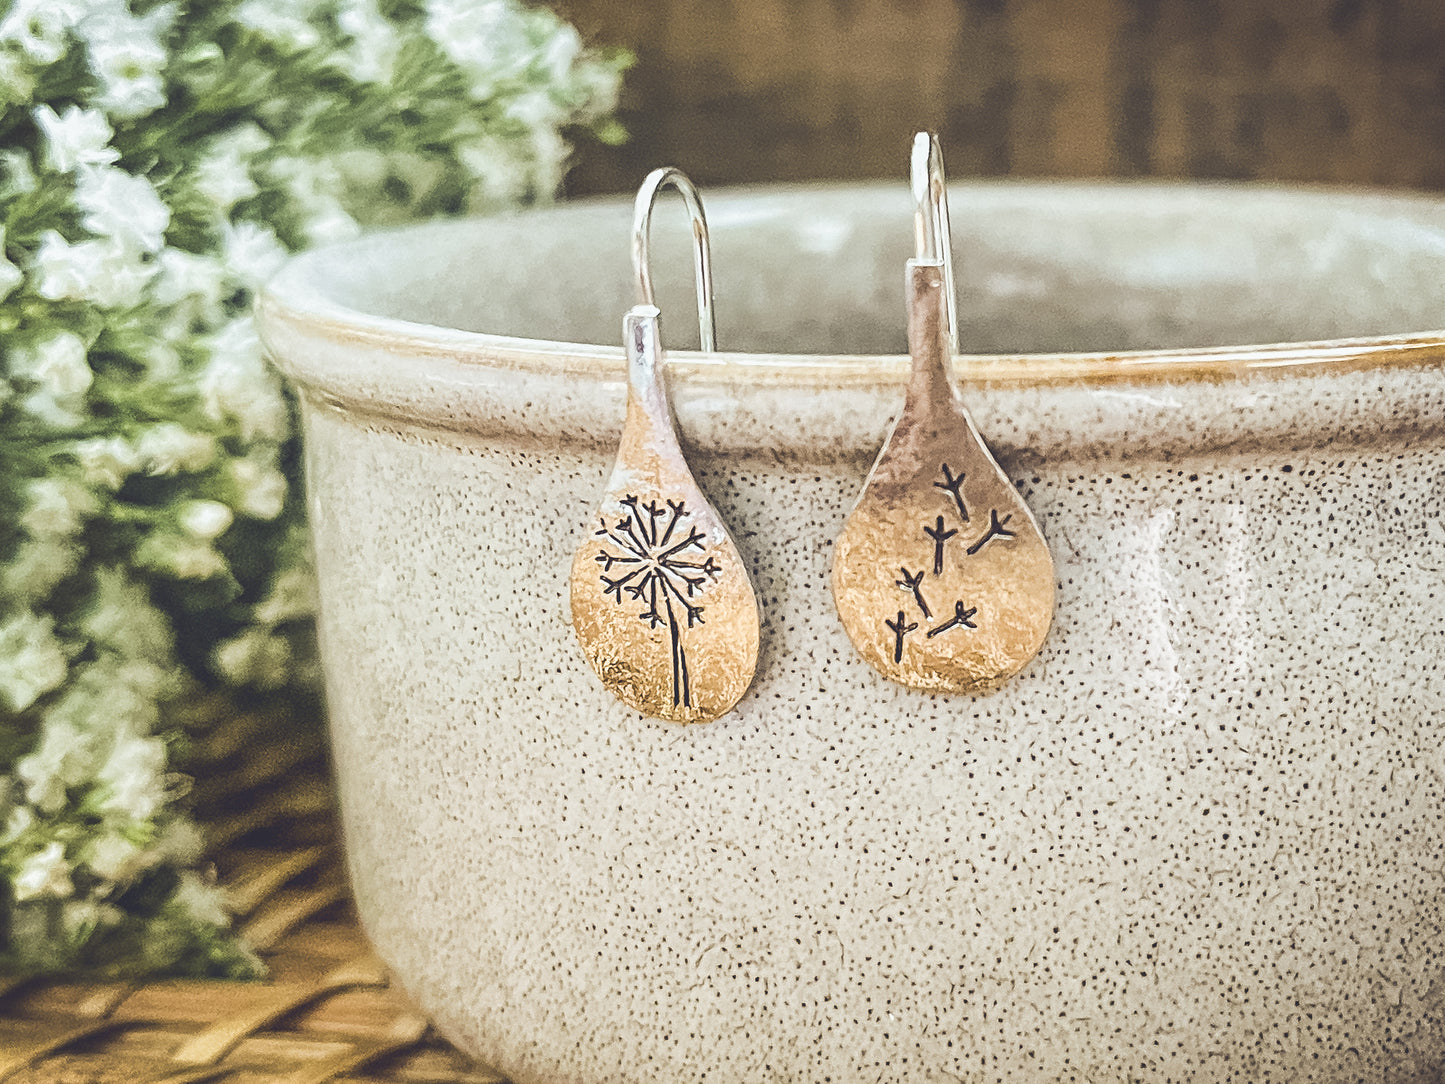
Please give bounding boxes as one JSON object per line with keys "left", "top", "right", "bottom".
{"left": 831, "top": 133, "right": 1055, "bottom": 694}
{"left": 570, "top": 168, "right": 760, "bottom": 724}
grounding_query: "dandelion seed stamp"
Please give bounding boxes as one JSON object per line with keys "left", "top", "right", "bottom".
{"left": 832, "top": 262, "right": 1054, "bottom": 694}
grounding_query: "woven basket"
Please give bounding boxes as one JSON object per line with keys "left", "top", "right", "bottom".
{"left": 0, "top": 708, "right": 503, "bottom": 1084}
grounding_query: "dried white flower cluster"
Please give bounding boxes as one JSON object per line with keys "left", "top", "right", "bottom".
{"left": 0, "top": 0, "right": 626, "bottom": 977}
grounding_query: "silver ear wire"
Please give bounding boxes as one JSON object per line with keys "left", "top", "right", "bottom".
{"left": 910, "top": 131, "right": 957, "bottom": 355}
{"left": 631, "top": 167, "right": 717, "bottom": 352}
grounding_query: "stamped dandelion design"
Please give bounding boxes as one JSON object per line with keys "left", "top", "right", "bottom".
{"left": 570, "top": 325, "right": 759, "bottom": 725}
{"left": 570, "top": 166, "right": 759, "bottom": 724}
{"left": 593, "top": 495, "right": 721, "bottom": 710}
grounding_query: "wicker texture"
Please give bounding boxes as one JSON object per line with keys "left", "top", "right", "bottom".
{"left": 0, "top": 711, "right": 504, "bottom": 1084}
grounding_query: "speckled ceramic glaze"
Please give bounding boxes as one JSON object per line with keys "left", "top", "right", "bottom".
{"left": 257, "top": 183, "right": 1445, "bottom": 1084}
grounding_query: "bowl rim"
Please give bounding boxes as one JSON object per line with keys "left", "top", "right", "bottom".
{"left": 258, "top": 179, "right": 1445, "bottom": 390}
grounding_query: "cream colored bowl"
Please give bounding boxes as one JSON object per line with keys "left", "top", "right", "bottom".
{"left": 258, "top": 183, "right": 1445, "bottom": 1084}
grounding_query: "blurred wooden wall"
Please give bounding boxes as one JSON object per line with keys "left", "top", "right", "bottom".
{"left": 556, "top": 0, "right": 1445, "bottom": 195}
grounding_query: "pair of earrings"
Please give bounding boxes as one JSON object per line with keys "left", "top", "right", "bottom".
{"left": 570, "top": 135, "right": 1055, "bottom": 724}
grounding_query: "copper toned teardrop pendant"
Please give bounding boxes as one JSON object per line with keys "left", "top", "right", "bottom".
{"left": 570, "top": 170, "right": 760, "bottom": 723}
{"left": 831, "top": 135, "right": 1054, "bottom": 693}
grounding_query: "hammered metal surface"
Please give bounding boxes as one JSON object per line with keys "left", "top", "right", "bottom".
{"left": 570, "top": 308, "right": 759, "bottom": 722}
{"left": 833, "top": 262, "right": 1054, "bottom": 692}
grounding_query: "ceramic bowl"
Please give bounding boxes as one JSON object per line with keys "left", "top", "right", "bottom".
{"left": 257, "top": 182, "right": 1445, "bottom": 1084}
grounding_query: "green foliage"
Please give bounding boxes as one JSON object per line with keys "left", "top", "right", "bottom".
{"left": 0, "top": 0, "right": 627, "bottom": 978}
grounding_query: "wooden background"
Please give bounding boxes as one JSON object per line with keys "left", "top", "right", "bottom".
{"left": 556, "top": 0, "right": 1445, "bottom": 195}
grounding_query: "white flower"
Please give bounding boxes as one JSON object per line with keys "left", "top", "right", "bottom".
{"left": 75, "top": 165, "right": 170, "bottom": 254}
{"left": 94, "top": 732, "right": 167, "bottom": 822}
{"left": 20, "top": 475, "right": 98, "bottom": 540}
{"left": 32, "top": 230, "right": 91, "bottom": 298}
{"left": 139, "top": 339, "right": 182, "bottom": 379}
{"left": 32, "top": 104, "right": 118, "bottom": 172}
{"left": 220, "top": 220, "right": 287, "bottom": 289}
{"left": 233, "top": 0, "right": 321, "bottom": 52}
{"left": 177, "top": 499, "right": 233, "bottom": 540}
{"left": 135, "top": 532, "right": 229, "bottom": 580}
{"left": 80, "top": 568, "right": 174, "bottom": 664}
{"left": 73, "top": 435, "right": 142, "bottom": 489}
{"left": 9, "top": 330, "right": 93, "bottom": 399}
{"left": 540, "top": 24, "right": 582, "bottom": 83}
{"left": 192, "top": 151, "right": 258, "bottom": 214}
{"left": 568, "top": 57, "right": 623, "bottom": 122}
{"left": 2, "top": 538, "right": 81, "bottom": 603}
{"left": 230, "top": 455, "right": 288, "bottom": 520}
{"left": 85, "top": 831, "right": 149, "bottom": 883}
{"left": 170, "top": 870, "right": 229, "bottom": 927}
{"left": 37, "top": 659, "right": 167, "bottom": 751}
{"left": 78, "top": 0, "right": 175, "bottom": 45}
{"left": 301, "top": 197, "right": 361, "bottom": 245}
{"left": 205, "top": 122, "right": 272, "bottom": 165}
{"left": 61, "top": 899, "right": 124, "bottom": 935}
{"left": 198, "top": 317, "right": 289, "bottom": 440}
{"left": 332, "top": 147, "right": 389, "bottom": 189}
{"left": 189, "top": 123, "right": 271, "bottom": 214}
{"left": 30, "top": 331, "right": 93, "bottom": 397}
{"left": 2, "top": 804, "right": 35, "bottom": 847}
{"left": 194, "top": 159, "right": 257, "bottom": 213}
{"left": 109, "top": 658, "right": 176, "bottom": 703}
{"left": 16, "top": 718, "right": 88, "bottom": 812}
{"left": 0, "top": 226, "right": 22, "bottom": 300}
{"left": 136, "top": 422, "right": 217, "bottom": 475}
{"left": 214, "top": 626, "right": 290, "bottom": 689}
{"left": 335, "top": 0, "right": 400, "bottom": 83}
{"left": 199, "top": 311, "right": 257, "bottom": 362}
{"left": 268, "top": 157, "right": 363, "bottom": 246}
{"left": 20, "top": 388, "right": 88, "bottom": 429}
{"left": 80, "top": 3, "right": 173, "bottom": 120}
{"left": 0, "top": 0, "right": 82, "bottom": 66}
{"left": 152, "top": 247, "right": 230, "bottom": 323}
{"left": 457, "top": 137, "right": 530, "bottom": 205}
{"left": 13, "top": 841, "right": 73, "bottom": 902}
{"left": 86, "top": 35, "right": 168, "bottom": 119}
{"left": 33, "top": 230, "right": 155, "bottom": 309}
{"left": 0, "top": 0, "right": 622, "bottom": 977}
{"left": 0, "top": 149, "right": 36, "bottom": 194}
{"left": 506, "top": 89, "right": 564, "bottom": 130}
{"left": 0, "top": 610, "right": 68, "bottom": 713}
{"left": 425, "top": 0, "right": 531, "bottom": 98}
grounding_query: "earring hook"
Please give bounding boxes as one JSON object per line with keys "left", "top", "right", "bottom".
{"left": 910, "top": 131, "right": 958, "bottom": 355}
{"left": 631, "top": 167, "right": 717, "bottom": 353}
